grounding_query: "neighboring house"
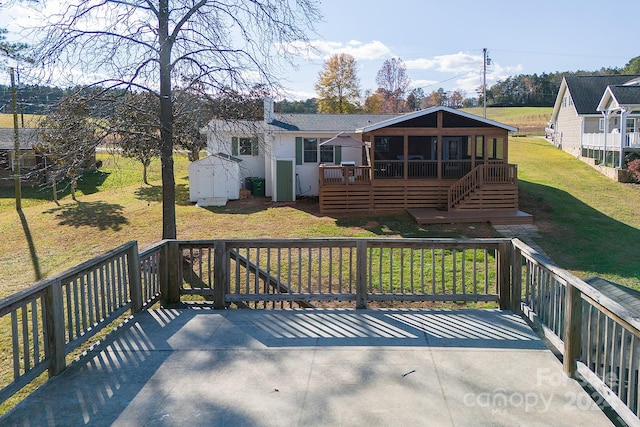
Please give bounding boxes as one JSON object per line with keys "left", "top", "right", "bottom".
{"left": 548, "top": 75, "right": 640, "bottom": 179}
{"left": 0, "top": 128, "right": 45, "bottom": 186}
{"left": 200, "top": 100, "right": 527, "bottom": 222}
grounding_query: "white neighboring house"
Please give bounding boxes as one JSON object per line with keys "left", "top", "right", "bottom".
{"left": 200, "top": 98, "right": 394, "bottom": 202}
{"left": 547, "top": 75, "right": 640, "bottom": 178}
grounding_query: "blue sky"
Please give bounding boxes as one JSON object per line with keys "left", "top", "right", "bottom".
{"left": 279, "top": 0, "right": 640, "bottom": 99}
{"left": 2, "top": 0, "right": 638, "bottom": 100}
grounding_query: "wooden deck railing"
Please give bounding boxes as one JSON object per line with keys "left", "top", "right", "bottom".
{"left": 319, "top": 165, "right": 371, "bottom": 186}
{"left": 513, "top": 239, "right": 640, "bottom": 426}
{"left": 0, "top": 241, "right": 160, "bottom": 405}
{"left": 2, "top": 237, "right": 639, "bottom": 424}
{"left": 448, "top": 163, "right": 517, "bottom": 209}
{"left": 167, "top": 238, "right": 513, "bottom": 310}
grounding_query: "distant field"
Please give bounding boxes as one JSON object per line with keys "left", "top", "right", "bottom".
{"left": 0, "top": 114, "right": 42, "bottom": 128}
{"left": 462, "top": 106, "right": 552, "bottom": 135}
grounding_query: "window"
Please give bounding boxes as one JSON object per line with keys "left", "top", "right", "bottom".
{"left": 626, "top": 118, "right": 636, "bottom": 133}
{"left": 232, "top": 137, "right": 258, "bottom": 156}
{"left": 599, "top": 118, "right": 605, "bottom": 132}
{"left": 320, "top": 145, "right": 334, "bottom": 163}
{"left": 239, "top": 138, "right": 256, "bottom": 155}
{"left": 303, "top": 138, "right": 318, "bottom": 163}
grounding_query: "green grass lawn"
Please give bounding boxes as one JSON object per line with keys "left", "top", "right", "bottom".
{"left": 510, "top": 137, "right": 640, "bottom": 288}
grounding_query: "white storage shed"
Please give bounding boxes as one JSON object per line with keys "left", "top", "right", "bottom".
{"left": 188, "top": 154, "right": 242, "bottom": 205}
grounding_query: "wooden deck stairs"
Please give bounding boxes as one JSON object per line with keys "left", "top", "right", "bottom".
{"left": 408, "top": 164, "right": 532, "bottom": 226}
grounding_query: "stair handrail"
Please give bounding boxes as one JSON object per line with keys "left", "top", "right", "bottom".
{"left": 448, "top": 164, "right": 484, "bottom": 209}
{"left": 448, "top": 163, "right": 518, "bottom": 209}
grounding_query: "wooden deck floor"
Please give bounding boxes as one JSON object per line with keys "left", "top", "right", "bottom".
{"left": 408, "top": 208, "right": 534, "bottom": 226}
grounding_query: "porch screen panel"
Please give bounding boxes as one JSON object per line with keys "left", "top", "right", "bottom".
{"left": 374, "top": 136, "right": 404, "bottom": 179}
{"left": 408, "top": 136, "right": 437, "bottom": 179}
{"left": 489, "top": 138, "right": 504, "bottom": 161}
{"left": 475, "top": 136, "right": 484, "bottom": 165}
{"left": 442, "top": 136, "right": 471, "bottom": 179}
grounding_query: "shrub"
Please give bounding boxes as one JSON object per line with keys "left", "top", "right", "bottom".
{"left": 628, "top": 159, "right": 640, "bottom": 182}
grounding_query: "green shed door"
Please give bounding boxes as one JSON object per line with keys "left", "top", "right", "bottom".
{"left": 276, "top": 159, "right": 294, "bottom": 202}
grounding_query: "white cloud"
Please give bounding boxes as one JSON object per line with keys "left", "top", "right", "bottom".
{"left": 405, "top": 52, "right": 482, "bottom": 73}
{"left": 279, "top": 39, "right": 391, "bottom": 61}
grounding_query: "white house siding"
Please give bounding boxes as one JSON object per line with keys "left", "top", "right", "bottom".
{"left": 266, "top": 132, "right": 365, "bottom": 197}
{"left": 583, "top": 117, "right": 602, "bottom": 133}
{"left": 206, "top": 130, "right": 266, "bottom": 190}
{"left": 556, "top": 94, "right": 582, "bottom": 156}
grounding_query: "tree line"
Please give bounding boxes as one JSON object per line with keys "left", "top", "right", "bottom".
{"left": 278, "top": 54, "right": 640, "bottom": 113}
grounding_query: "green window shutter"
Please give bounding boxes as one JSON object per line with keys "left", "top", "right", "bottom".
{"left": 232, "top": 137, "right": 239, "bottom": 156}
{"left": 251, "top": 137, "right": 259, "bottom": 156}
{"left": 335, "top": 146, "right": 342, "bottom": 164}
{"left": 295, "top": 137, "right": 303, "bottom": 165}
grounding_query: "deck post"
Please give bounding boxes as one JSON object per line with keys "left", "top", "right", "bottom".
{"left": 497, "top": 241, "right": 511, "bottom": 310}
{"left": 563, "top": 283, "right": 582, "bottom": 378}
{"left": 45, "top": 279, "right": 66, "bottom": 376}
{"left": 159, "top": 241, "right": 169, "bottom": 306}
{"left": 511, "top": 243, "right": 522, "bottom": 313}
{"left": 159, "top": 240, "right": 181, "bottom": 306}
{"left": 355, "top": 240, "right": 368, "bottom": 309}
{"left": 127, "top": 242, "right": 143, "bottom": 313}
{"left": 213, "top": 240, "right": 228, "bottom": 310}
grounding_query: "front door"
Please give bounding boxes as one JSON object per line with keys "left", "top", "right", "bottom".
{"left": 276, "top": 159, "right": 294, "bottom": 202}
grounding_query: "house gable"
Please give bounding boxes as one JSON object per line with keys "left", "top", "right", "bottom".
{"left": 597, "top": 85, "right": 640, "bottom": 112}
{"left": 356, "top": 106, "right": 517, "bottom": 133}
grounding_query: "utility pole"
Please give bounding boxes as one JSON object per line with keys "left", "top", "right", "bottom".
{"left": 482, "top": 48, "right": 489, "bottom": 118}
{"left": 10, "top": 66, "right": 22, "bottom": 210}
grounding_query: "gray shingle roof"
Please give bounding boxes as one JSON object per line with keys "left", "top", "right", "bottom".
{"left": 0, "top": 128, "right": 41, "bottom": 150}
{"left": 267, "top": 113, "right": 397, "bottom": 133}
{"left": 565, "top": 75, "right": 640, "bottom": 115}
{"left": 607, "top": 85, "right": 640, "bottom": 106}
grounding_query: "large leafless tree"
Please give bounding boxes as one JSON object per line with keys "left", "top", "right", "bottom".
{"left": 32, "top": 0, "right": 320, "bottom": 238}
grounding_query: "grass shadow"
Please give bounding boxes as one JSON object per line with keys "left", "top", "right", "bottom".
{"left": 45, "top": 201, "right": 129, "bottom": 231}
{"left": 134, "top": 184, "right": 192, "bottom": 206}
{"left": 519, "top": 180, "right": 640, "bottom": 286}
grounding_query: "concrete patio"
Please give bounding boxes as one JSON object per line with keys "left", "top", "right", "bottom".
{"left": 1, "top": 308, "right": 616, "bottom": 426}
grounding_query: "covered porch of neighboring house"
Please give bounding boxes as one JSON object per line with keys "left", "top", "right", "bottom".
{"left": 592, "top": 84, "right": 640, "bottom": 168}
{"left": 581, "top": 132, "right": 640, "bottom": 168}
{"left": 318, "top": 107, "right": 532, "bottom": 225}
